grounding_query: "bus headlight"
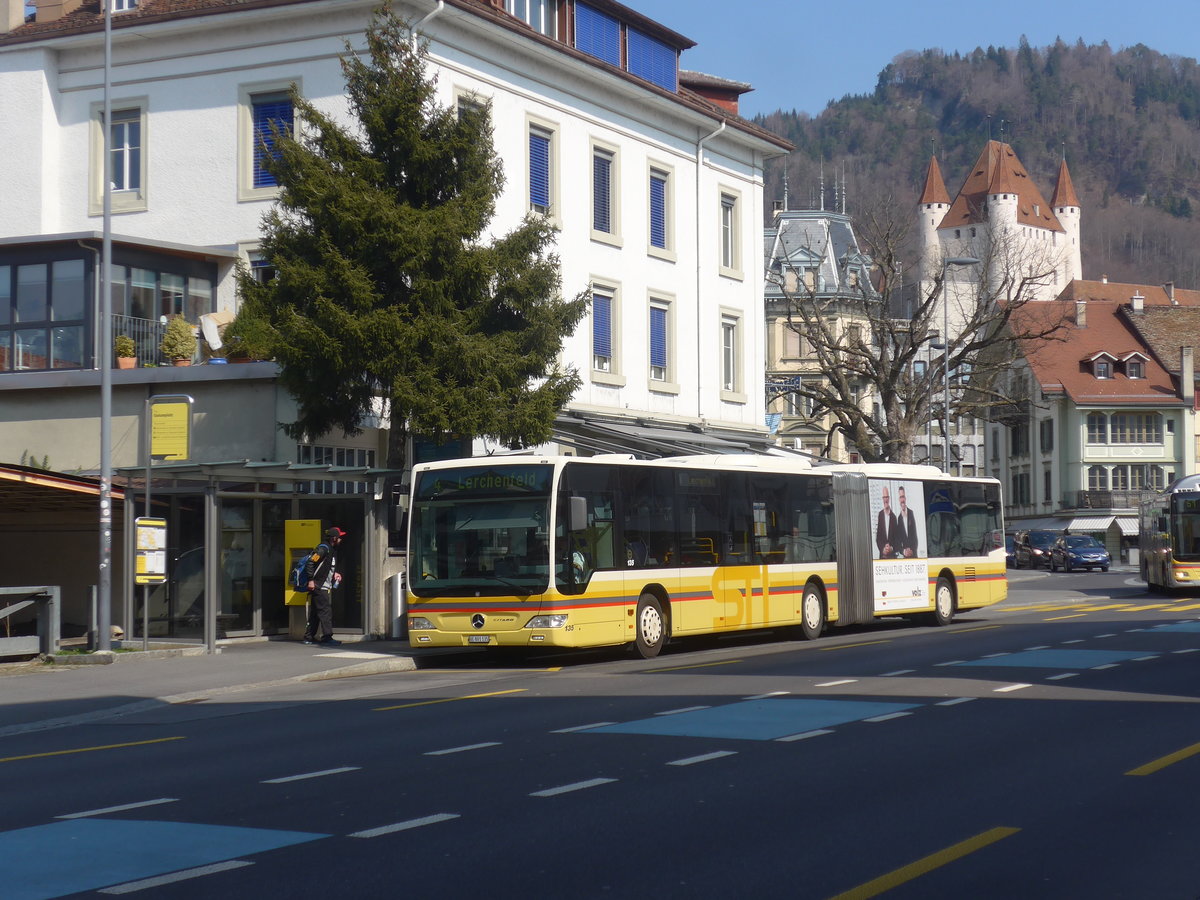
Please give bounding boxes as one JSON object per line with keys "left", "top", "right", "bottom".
{"left": 526, "top": 614, "right": 568, "bottom": 629}
{"left": 408, "top": 617, "right": 435, "bottom": 630}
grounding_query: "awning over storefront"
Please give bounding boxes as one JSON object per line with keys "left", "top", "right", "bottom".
{"left": 1117, "top": 517, "right": 1139, "bottom": 536}
{"left": 1067, "top": 515, "right": 1115, "bottom": 531}
{"left": 1007, "top": 517, "right": 1066, "bottom": 532}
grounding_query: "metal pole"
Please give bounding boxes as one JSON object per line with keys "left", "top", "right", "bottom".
{"left": 97, "top": 0, "right": 114, "bottom": 652}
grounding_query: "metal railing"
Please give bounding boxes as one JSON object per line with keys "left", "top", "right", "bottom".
{"left": 1062, "top": 490, "right": 1152, "bottom": 511}
{"left": 112, "top": 315, "right": 169, "bottom": 367}
{"left": 0, "top": 586, "right": 60, "bottom": 658}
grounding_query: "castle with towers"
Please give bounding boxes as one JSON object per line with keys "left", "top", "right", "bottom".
{"left": 918, "top": 139, "right": 1082, "bottom": 308}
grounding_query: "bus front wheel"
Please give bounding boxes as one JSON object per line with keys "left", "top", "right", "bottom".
{"left": 799, "top": 582, "right": 826, "bottom": 640}
{"left": 634, "top": 593, "right": 666, "bottom": 658}
{"left": 929, "top": 576, "right": 955, "bottom": 626}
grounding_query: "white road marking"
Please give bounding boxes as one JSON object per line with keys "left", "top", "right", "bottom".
{"left": 816, "top": 679, "right": 857, "bottom": 687}
{"left": 982, "top": 652, "right": 1011, "bottom": 658}
{"left": 1133, "top": 656, "right": 1158, "bottom": 662}
{"left": 425, "top": 742, "right": 500, "bottom": 756}
{"left": 865, "top": 712, "right": 913, "bottom": 723}
{"left": 1092, "top": 664, "right": 1120, "bottom": 670}
{"left": 1095, "top": 634, "right": 1117, "bottom": 639}
{"left": 531, "top": 778, "right": 616, "bottom": 797}
{"left": 934, "top": 661, "right": 966, "bottom": 667}
{"left": 262, "top": 766, "right": 360, "bottom": 784}
{"left": 937, "top": 697, "right": 976, "bottom": 706}
{"left": 655, "top": 706, "right": 710, "bottom": 716}
{"left": 349, "top": 813, "right": 460, "bottom": 838}
{"left": 1063, "top": 639, "right": 1085, "bottom": 645}
{"left": 58, "top": 798, "right": 177, "bottom": 819}
{"left": 1173, "top": 648, "right": 1200, "bottom": 655}
{"left": 880, "top": 669, "right": 914, "bottom": 677}
{"left": 668, "top": 751, "right": 737, "bottom": 766}
{"left": 100, "top": 861, "right": 252, "bottom": 894}
{"left": 1046, "top": 673, "right": 1078, "bottom": 681}
{"left": 744, "top": 691, "right": 790, "bottom": 700}
{"left": 551, "top": 722, "right": 615, "bottom": 733}
{"left": 1024, "top": 645, "right": 1050, "bottom": 651}
{"left": 994, "top": 684, "right": 1032, "bottom": 693}
{"left": 776, "top": 729, "right": 834, "bottom": 742}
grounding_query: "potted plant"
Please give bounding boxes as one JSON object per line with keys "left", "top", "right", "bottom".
{"left": 114, "top": 334, "right": 137, "bottom": 369}
{"left": 223, "top": 308, "right": 277, "bottom": 362}
{"left": 160, "top": 315, "right": 197, "bottom": 366}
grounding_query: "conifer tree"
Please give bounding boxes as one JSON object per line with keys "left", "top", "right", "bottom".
{"left": 237, "top": 5, "right": 587, "bottom": 467}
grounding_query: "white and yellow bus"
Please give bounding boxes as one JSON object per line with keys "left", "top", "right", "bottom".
{"left": 1140, "top": 474, "right": 1200, "bottom": 591}
{"left": 406, "top": 454, "right": 1006, "bottom": 658}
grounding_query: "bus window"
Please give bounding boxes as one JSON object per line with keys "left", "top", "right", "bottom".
{"left": 557, "top": 463, "right": 618, "bottom": 590}
{"left": 674, "top": 469, "right": 723, "bottom": 566}
{"left": 620, "top": 467, "right": 677, "bottom": 569}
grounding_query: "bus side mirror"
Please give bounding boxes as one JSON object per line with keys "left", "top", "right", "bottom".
{"left": 1158, "top": 516, "right": 1168, "bottom": 532}
{"left": 570, "top": 496, "right": 588, "bottom": 532}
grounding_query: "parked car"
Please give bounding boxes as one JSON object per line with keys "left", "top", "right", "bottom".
{"left": 1050, "top": 535, "right": 1111, "bottom": 572}
{"left": 1014, "top": 530, "right": 1058, "bottom": 569}
{"left": 1005, "top": 534, "right": 1015, "bottom": 568}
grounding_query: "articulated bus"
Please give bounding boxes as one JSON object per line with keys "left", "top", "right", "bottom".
{"left": 1140, "top": 474, "right": 1200, "bottom": 591}
{"left": 406, "top": 454, "right": 1007, "bottom": 658}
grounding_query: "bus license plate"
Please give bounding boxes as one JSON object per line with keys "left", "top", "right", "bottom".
{"left": 467, "top": 635, "right": 492, "bottom": 644}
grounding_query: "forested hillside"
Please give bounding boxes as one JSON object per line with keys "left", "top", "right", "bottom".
{"left": 758, "top": 40, "right": 1200, "bottom": 289}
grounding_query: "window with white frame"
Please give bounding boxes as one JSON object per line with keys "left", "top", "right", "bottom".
{"left": 239, "top": 83, "right": 298, "bottom": 202}
{"left": 1086, "top": 412, "right": 1108, "bottom": 444}
{"left": 112, "top": 0, "right": 137, "bottom": 11}
{"left": 783, "top": 325, "right": 803, "bottom": 359}
{"left": 90, "top": 101, "right": 147, "bottom": 215}
{"left": 648, "top": 166, "right": 672, "bottom": 256}
{"left": 1094, "top": 359, "right": 1112, "bottom": 379}
{"left": 528, "top": 123, "right": 555, "bottom": 216}
{"left": 1127, "top": 359, "right": 1144, "bottom": 379}
{"left": 719, "top": 191, "right": 741, "bottom": 276}
{"left": 592, "top": 289, "right": 614, "bottom": 373}
{"left": 649, "top": 301, "right": 670, "bottom": 383}
{"left": 1110, "top": 412, "right": 1162, "bottom": 443}
{"left": 1087, "top": 465, "right": 1109, "bottom": 491}
{"left": 507, "top": 0, "right": 557, "bottom": 37}
{"left": 591, "top": 143, "right": 619, "bottom": 241}
{"left": 720, "top": 312, "right": 740, "bottom": 394}
{"left": 297, "top": 443, "right": 376, "bottom": 494}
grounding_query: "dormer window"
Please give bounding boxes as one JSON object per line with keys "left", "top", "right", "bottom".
{"left": 1127, "top": 360, "right": 1144, "bottom": 379}
{"left": 1095, "top": 360, "right": 1111, "bottom": 379}
{"left": 508, "top": 0, "right": 557, "bottom": 38}
{"left": 112, "top": 0, "right": 137, "bottom": 10}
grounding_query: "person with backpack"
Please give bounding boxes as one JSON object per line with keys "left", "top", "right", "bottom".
{"left": 302, "top": 526, "right": 346, "bottom": 646}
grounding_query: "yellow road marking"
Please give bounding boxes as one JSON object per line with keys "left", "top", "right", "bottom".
{"left": 950, "top": 625, "right": 1002, "bottom": 634}
{"left": 1127, "top": 741, "right": 1200, "bottom": 776}
{"left": 1170, "top": 603, "right": 1200, "bottom": 611}
{"left": 830, "top": 826, "right": 1020, "bottom": 899}
{"left": 0, "top": 736, "right": 186, "bottom": 764}
{"left": 1045, "top": 613, "right": 1087, "bottom": 621}
{"left": 1122, "top": 604, "right": 1169, "bottom": 612}
{"left": 1075, "top": 605, "right": 1131, "bottom": 611}
{"left": 652, "top": 659, "right": 743, "bottom": 672}
{"left": 373, "top": 688, "right": 526, "bottom": 711}
{"left": 819, "top": 639, "right": 891, "bottom": 652}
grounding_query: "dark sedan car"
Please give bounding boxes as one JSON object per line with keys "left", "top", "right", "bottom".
{"left": 1014, "top": 529, "right": 1058, "bottom": 569}
{"left": 1049, "top": 535, "right": 1111, "bottom": 572}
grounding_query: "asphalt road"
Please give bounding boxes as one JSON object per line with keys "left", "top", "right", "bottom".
{"left": 5, "top": 570, "right": 1200, "bottom": 899}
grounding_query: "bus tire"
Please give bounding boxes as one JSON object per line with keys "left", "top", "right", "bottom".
{"left": 929, "top": 576, "right": 955, "bottom": 626}
{"left": 798, "top": 581, "right": 826, "bottom": 640}
{"left": 634, "top": 593, "right": 666, "bottom": 659}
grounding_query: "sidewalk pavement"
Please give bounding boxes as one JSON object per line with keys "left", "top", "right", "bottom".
{"left": 0, "top": 637, "right": 435, "bottom": 737}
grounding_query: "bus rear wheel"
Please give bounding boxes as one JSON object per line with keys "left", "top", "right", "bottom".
{"left": 929, "top": 576, "right": 955, "bottom": 626}
{"left": 798, "top": 582, "right": 825, "bottom": 640}
{"left": 634, "top": 593, "right": 666, "bottom": 658}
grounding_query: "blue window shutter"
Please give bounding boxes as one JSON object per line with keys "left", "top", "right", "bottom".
{"left": 252, "top": 97, "right": 293, "bottom": 189}
{"left": 649, "top": 307, "right": 667, "bottom": 369}
{"left": 649, "top": 174, "right": 667, "bottom": 248}
{"left": 627, "top": 29, "right": 677, "bottom": 91}
{"left": 592, "top": 293, "right": 612, "bottom": 358}
{"left": 529, "top": 131, "right": 551, "bottom": 212}
{"left": 575, "top": 4, "right": 620, "bottom": 66}
{"left": 593, "top": 153, "right": 611, "bottom": 233}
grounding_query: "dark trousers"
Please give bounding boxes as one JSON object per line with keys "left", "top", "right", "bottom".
{"left": 305, "top": 589, "right": 333, "bottom": 640}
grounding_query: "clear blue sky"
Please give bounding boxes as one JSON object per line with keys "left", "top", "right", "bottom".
{"left": 634, "top": 0, "right": 1200, "bottom": 118}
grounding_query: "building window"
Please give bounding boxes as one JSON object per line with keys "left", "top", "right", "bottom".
{"left": 627, "top": 28, "right": 678, "bottom": 91}
{"left": 251, "top": 93, "right": 293, "bottom": 189}
{"left": 506, "top": 0, "right": 556, "bottom": 37}
{"left": 591, "top": 144, "right": 618, "bottom": 241}
{"left": 648, "top": 167, "right": 672, "bottom": 255}
{"left": 720, "top": 313, "right": 740, "bottom": 395}
{"left": 90, "top": 101, "right": 148, "bottom": 215}
{"left": 1088, "top": 465, "right": 1109, "bottom": 491}
{"left": 649, "top": 303, "right": 669, "bottom": 382}
{"left": 528, "top": 124, "right": 554, "bottom": 216}
{"left": 1086, "top": 412, "right": 1108, "bottom": 444}
{"left": 0, "top": 260, "right": 87, "bottom": 372}
{"left": 1127, "top": 359, "right": 1144, "bottom": 379}
{"left": 719, "top": 191, "right": 741, "bottom": 277}
{"left": 248, "top": 253, "right": 276, "bottom": 284}
{"left": 112, "top": 0, "right": 137, "bottom": 10}
{"left": 1011, "top": 423, "right": 1029, "bottom": 457}
{"left": 1043, "top": 468, "right": 1052, "bottom": 504}
{"left": 1039, "top": 418, "right": 1054, "bottom": 453}
{"left": 783, "top": 326, "right": 803, "bottom": 359}
{"left": 1095, "top": 360, "right": 1111, "bottom": 379}
{"left": 574, "top": 3, "right": 618, "bottom": 64}
{"left": 1110, "top": 413, "right": 1162, "bottom": 444}
{"left": 297, "top": 443, "right": 376, "bottom": 494}
{"left": 592, "top": 290, "right": 613, "bottom": 373}
{"left": 239, "top": 83, "right": 298, "bottom": 201}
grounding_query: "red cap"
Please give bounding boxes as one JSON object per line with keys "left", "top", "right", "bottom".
{"left": 325, "top": 527, "right": 347, "bottom": 540}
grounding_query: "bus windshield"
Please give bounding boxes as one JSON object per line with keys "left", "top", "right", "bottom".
{"left": 409, "top": 464, "right": 553, "bottom": 596}
{"left": 1171, "top": 495, "right": 1200, "bottom": 560}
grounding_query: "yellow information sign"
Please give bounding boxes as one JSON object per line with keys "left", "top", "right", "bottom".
{"left": 285, "top": 519, "right": 323, "bottom": 606}
{"left": 135, "top": 517, "right": 168, "bottom": 585}
{"left": 150, "top": 397, "right": 192, "bottom": 461}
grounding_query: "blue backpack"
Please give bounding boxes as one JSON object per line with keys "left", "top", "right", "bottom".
{"left": 290, "top": 543, "right": 328, "bottom": 591}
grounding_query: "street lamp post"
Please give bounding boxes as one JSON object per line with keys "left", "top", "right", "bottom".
{"left": 941, "top": 256, "right": 981, "bottom": 473}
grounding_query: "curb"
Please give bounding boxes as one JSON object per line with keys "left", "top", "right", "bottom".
{"left": 47, "top": 646, "right": 213, "bottom": 666}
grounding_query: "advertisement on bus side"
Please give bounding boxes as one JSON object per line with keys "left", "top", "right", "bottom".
{"left": 869, "top": 478, "right": 928, "bottom": 612}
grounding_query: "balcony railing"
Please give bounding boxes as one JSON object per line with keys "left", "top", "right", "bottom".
{"left": 113, "top": 315, "right": 169, "bottom": 368}
{"left": 1062, "top": 490, "right": 1154, "bottom": 511}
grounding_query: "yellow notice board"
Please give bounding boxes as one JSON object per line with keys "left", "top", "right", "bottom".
{"left": 150, "top": 396, "right": 192, "bottom": 461}
{"left": 134, "top": 517, "right": 168, "bottom": 585}
{"left": 285, "top": 519, "right": 322, "bottom": 606}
